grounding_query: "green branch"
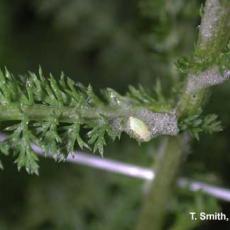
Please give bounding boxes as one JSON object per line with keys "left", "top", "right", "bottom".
{"left": 0, "top": 68, "right": 180, "bottom": 173}
{"left": 0, "top": 0, "right": 228, "bottom": 184}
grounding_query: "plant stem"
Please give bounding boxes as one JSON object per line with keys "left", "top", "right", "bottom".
{"left": 136, "top": 1, "right": 230, "bottom": 230}
{"left": 0, "top": 104, "right": 169, "bottom": 122}
{"left": 136, "top": 135, "right": 188, "bottom": 230}
{"left": 0, "top": 103, "right": 128, "bottom": 123}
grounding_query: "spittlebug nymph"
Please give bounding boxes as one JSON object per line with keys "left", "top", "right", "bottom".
{"left": 128, "top": 116, "right": 151, "bottom": 142}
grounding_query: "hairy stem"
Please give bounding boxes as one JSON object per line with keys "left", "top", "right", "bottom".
{"left": 0, "top": 103, "right": 172, "bottom": 123}
{"left": 0, "top": 104, "right": 115, "bottom": 123}
{"left": 136, "top": 136, "right": 188, "bottom": 230}
{"left": 0, "top": 103, "right": 179, "bottom": 141}
{"left": 136, "top": 1, "right": 230, "bottom": 230}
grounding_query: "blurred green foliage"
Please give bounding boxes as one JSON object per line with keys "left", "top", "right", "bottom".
{"left": 0, "top": 0, "right": 230, "bottom": 229}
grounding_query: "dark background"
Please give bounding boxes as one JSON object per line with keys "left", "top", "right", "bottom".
{"left": 0, "top": 0, "right": 230, "bottom": 229}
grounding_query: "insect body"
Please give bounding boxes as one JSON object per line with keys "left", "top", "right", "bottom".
{"left": 127, "top": 116, "right": 151, "bottom": 142}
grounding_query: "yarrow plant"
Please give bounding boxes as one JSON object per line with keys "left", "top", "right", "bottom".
{"left": 0, "top": 0, "right": 229, "bottom": 229}
{"left": 0, "top": 62, "right": 226, "bottom": 174}
{"left": 0, "top": 67, "right": 179, "bottom": 174}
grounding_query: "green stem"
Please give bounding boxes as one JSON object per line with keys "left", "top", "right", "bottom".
{"left": 0, "top": 104, "right": 91, "bottom": 123}
{"left": 136, "top": 136, "right": 188, "bottom": 230}
{"left": 0, "top": 102, "right": 161, "bottom": 124}
{"left": 197, "top": 0, "right": 230, "bottom": 58}
{"left": 0, "top": 103, "right": 130, "bottom": 123}
{"left": 0, "top": 104, "right": 166, "bottom": 122}
{"left": 136, "top": 1, "right": 230, "bottom": 230}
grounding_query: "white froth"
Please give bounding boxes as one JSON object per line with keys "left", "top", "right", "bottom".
{"left": 186, "top": 67, "right": 230, "bottom": 93}
{"left": 199, "top": 0, "right": 223, "bottom": 47}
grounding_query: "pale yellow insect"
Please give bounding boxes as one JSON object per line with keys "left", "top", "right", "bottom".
{"left": 128, "top": 116, "right": 151, "bottom": 142}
